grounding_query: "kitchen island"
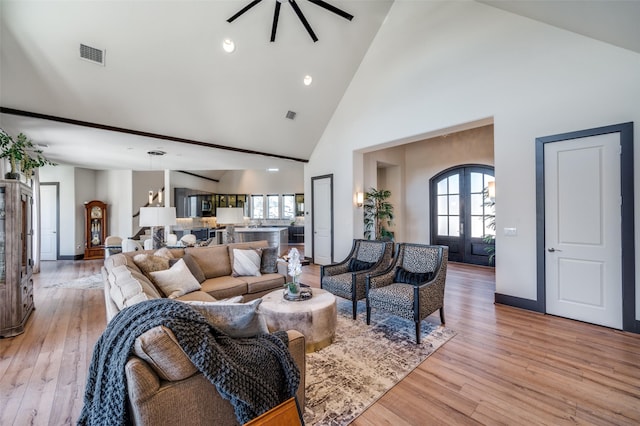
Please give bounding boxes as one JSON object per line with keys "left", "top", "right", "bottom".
{"left": 232, "top": 227, "right": 289, "bottom": 255}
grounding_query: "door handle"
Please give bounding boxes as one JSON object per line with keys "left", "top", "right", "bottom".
{"left": 547, "top": 248, "right": 562, "bottom": 252}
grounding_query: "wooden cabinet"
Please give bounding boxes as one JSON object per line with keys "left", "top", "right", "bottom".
{"left": 84, "top": 200, "right": 107, "bottom": 260}
{"left": 0, "top": 180, "right": 34, "bottom": 337}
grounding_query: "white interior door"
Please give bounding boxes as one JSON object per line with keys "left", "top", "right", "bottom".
{"left": 312, "top": 176, "right": 332, "bottom": 265}
{"left": 544, "top": 133, "right": 622, "bottom": 329}
{"left": 40, "top": 184, "right": 58, "bottom": 261}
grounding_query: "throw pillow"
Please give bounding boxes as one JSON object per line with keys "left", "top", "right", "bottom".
{"left": 394, "top": 266, "right": 434, "bottom": 285}
{"left": 185, "top": 298, "right": 268, "bottom": 338}
{"left": 133, "top": 253, "right": 170, "bottom": 277}
{"left": 169, "top": 253, "right": 206, "bottom": 284}
{"left": 348, "top": 258, "right": 375, "bottom": 272}
{"left": 153, "top": 247, "right": 175, "bottom": 259}
{"left": 149, "top": 258, "right": 202, "bottom": 299}
{"left": 232, "top": 248, "right": 262, "bottom": 277}
{"left": 260, "top": 246, "right": 279, "bottom": 274}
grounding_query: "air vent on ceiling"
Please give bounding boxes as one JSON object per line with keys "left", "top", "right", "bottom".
{"left": 285, "top": 110, "right": 297, "bottom": 120}
{"left": 80, "top": 44, "right": 105, "bottom": 66}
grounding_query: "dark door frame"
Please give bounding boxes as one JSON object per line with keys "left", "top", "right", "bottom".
{"left": 528, "top": 122, "right": 636, "bottom": 333}
{"left": 311, "top": 174, "right": 334, "bottom": 264}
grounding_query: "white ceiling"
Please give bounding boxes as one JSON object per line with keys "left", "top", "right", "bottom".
{"left": 1, "top": 0, "right": 639, "bottom": 175}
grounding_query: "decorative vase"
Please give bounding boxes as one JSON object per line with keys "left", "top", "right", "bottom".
{"left": 285, "top": 277, "right": 300, "bottom": 297}
{"left": 5, "top": 172, "right": 20, "bottom": 180}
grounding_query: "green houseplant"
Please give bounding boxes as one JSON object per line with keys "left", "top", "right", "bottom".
{"left": 363, "top": 187, "right": 394, "bottom": 240}
{"left": 0, "top": 131, "right": 55, "bottom": 179}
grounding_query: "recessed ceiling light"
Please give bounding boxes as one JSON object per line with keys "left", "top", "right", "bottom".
{"left": 222, "top": 38, "right": 235, "bottom": 53}
{"left": 303, "top": 75, "right": 313, "bottom": 86}
{"left": 267, "top": 168, "right": 279, "bottom": 172}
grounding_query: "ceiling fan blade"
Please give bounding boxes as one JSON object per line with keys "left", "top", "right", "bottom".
{"left": 307, "top": 0, "right": 353, "bottom": 21}
{"left": 289, "top": 0, "right": 318, "bottom": 42}
{"left": 227, "top": 0, "right": 262, "bottom": 23}
{"left": 270, "top": 1, "right": 281, "bottom": 42}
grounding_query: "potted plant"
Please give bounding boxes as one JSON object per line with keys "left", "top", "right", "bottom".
{"left": 363, "top": 187, "right": 394, "bottom": 240}
{"left": 0, "top": 131, "right": 55, "bottom": 180}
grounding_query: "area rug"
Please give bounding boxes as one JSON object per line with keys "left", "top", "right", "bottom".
{"left": 303, "top": 299, "right": 456, "bottom": 425}
{"left": 43, "top": 273, "right": 103, "bottom": 290}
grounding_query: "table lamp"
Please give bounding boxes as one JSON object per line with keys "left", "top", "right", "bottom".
{"left": 215, "top": 207, "right": 244, "bottom": 243}
{"left": 139, "top": 206, "right": 177, "bottom": 249}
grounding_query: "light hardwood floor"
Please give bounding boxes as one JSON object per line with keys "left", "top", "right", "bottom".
{"left": 1, "top": 259, "right": 639, "bottom": 425}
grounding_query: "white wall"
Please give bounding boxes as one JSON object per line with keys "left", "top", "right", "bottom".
{"left": 169, "top": 171, "right": 219, "bottom": 195}
{"left": 306, "top": 1, "right": 640, "bottom": 316}
{"left": 75, "top": 168, "right": 97, "bottom": 255}
{"left": 97, "top": 170, "right": 133, "bottom": 239}
{"left": 216, "top": 167, "right": 304, "bottom": 194}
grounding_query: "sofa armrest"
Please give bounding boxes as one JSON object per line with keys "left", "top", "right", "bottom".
{"left": 286, "top": 330, "right": 306, "bottom": 409}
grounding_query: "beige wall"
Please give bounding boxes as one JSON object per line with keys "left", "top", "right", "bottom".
{"left": 362, "top": 124, "right": 494, "bottom": 244}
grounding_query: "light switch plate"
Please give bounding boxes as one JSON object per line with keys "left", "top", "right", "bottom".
{"left": 504, "top": 227, "right": 517, "bottom": 236}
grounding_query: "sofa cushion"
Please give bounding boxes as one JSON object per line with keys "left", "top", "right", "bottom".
{"left": 170, "top": 253, "right": 206, "bottom": 284}
{"left": 149, "top": 259, "right": 202, "bottom": 299}
{"left": 200, "top": 276, "right": 248, "bottom": 300}
{"left": 176, "top": 290, "right": 218, "bottom": 303}
{"left": 260, "top": 247, "right": 279, "bottom": 274}
{"left": 243, "top": 274, "right": 286, "bottom": 294}
{"left": 232, "top": 248, "right": 262, "bottom": 277}
{"left": 185, "top": 298, "right": 269, "bottom": 338}
{"left": 185, "top": 245, "right": 231, "bottom": 279}
{"left": 133, "top": 325, "right": 198, "bottom": 381}
{"left": 109, "top": 265, "right": 160, "bottom": 310}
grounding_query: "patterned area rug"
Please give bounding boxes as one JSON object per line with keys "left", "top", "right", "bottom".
{"left": 303, "top": 299, "right": 456, "bottom": 425}
{"left": 43, "top": 273, "right": 103, "bottom": 290}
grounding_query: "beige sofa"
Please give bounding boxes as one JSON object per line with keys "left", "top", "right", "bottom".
{"left": 101, "top": 241, "right": 305, "bottom": 425}
{"left": 103, "top": 240, "right": 291, "bottom": 321}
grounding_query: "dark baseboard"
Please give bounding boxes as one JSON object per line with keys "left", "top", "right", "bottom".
{"left": 58, "top": 255, "right": 84, "bottom": 261}
{"left": 495, "top": 292, "right": 543, "bottom": 313}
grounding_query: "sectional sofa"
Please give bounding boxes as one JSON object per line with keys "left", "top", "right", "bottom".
{"left": 100, "top": 240, "right": 305, "bottom": 425}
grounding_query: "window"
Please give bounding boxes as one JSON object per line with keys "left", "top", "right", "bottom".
{"left": 283, "top": 194, "right": 295, "bottom": 219}
{"left": 266, "top": 194, "right": 279, "bottom": 219}
{"left": 470, "top": 172, "right": 495, "bottom": 238}
{"left": 436, "top": 174, "right": 460, "bottom": 237}
{"left": 251, "top": 195, "right": 264, "bottom": 219}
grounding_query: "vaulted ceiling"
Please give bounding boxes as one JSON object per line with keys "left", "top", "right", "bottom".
{"left": 1, "top": 0, "right": 638, "bottom": 175}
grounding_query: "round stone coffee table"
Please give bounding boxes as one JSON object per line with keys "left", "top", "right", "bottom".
{"left": 260, "top": 288, "right": 337, "bottom": 353}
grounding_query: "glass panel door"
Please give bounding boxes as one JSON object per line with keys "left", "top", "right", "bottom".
{"left": 431, "top": 165, "right": 495, "bottom": 266}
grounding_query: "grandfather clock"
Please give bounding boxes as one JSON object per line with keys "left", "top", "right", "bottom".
{"left": 84, "top": 200, "right": 107, "bottom": 260}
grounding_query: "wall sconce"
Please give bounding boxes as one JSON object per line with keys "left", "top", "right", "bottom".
{"left": 356, "top": 192, "right": 364, "bottom": 207}
{"left": 487, "top": 180, "right": 495, "bottom": 201}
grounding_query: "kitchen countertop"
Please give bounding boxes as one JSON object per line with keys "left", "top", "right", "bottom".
{"left": 233, "top": 227, "right": 288, "bottom": 232}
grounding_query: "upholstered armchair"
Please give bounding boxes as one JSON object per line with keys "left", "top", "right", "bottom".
{"left": 366, "top": 244, "right": 448, "bottom": 343}
{"left": 320, "top": 239, "right": 394, "bottom": 319}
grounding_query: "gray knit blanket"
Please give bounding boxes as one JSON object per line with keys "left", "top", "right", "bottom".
{"left": 78, "top": 298, "right": 300, "bottom": 425}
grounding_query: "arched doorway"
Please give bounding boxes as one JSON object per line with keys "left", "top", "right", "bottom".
{"left": 430, "top": 165, "right": 495, "bottom": 266}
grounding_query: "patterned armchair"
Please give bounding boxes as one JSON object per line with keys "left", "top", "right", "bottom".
{"left": 366, "top": 244, "right": 448, "bottom": 343}
{"left": 320, "top": 239, "right": 394, "bottom": 319}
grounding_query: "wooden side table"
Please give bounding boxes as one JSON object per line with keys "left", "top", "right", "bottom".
{"left": 260, "top": 288, "right": 337, "bottom": 353}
